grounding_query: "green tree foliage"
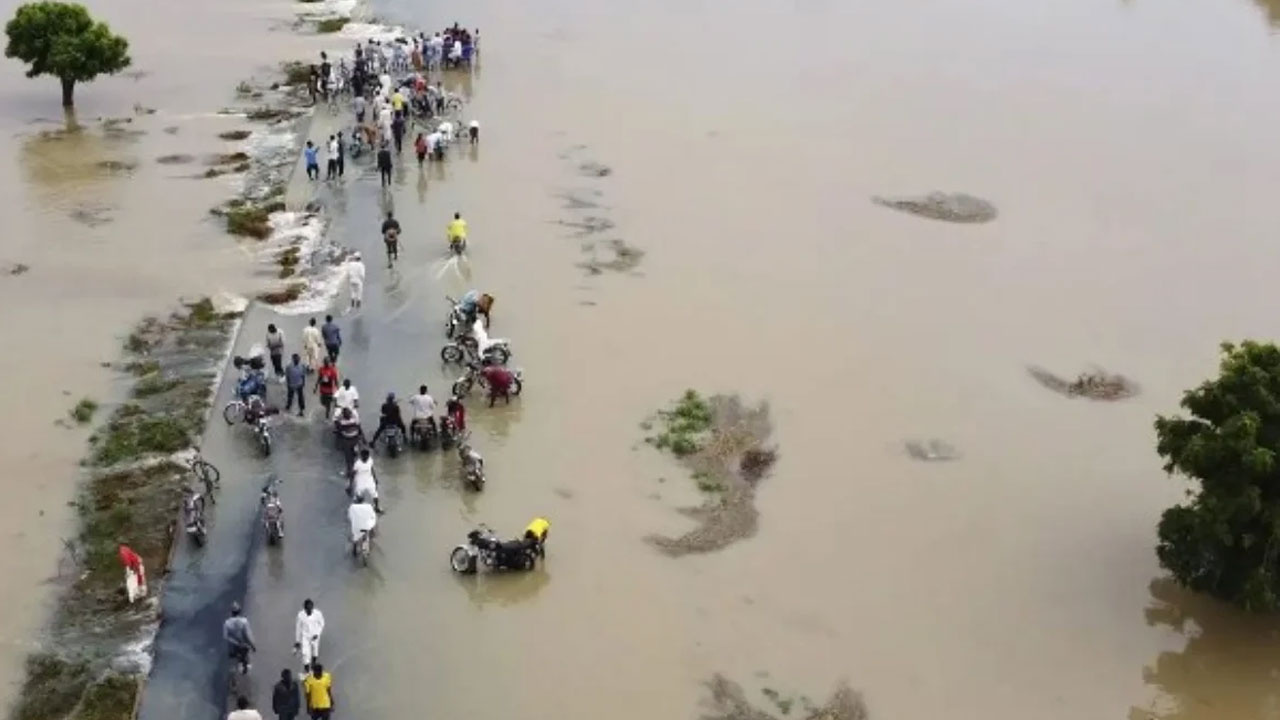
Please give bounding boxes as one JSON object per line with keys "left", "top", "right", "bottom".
{"left": 4, "top": 2, "right": 130, "bottom": 107}
{"left": 1154, "top": 340, "right": 1280, "bottom": 611}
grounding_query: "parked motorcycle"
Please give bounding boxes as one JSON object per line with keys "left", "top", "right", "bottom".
{"left": 444, "top": 295, "right": 468, "bottom": 339}
{"left": 451, "top": 361, "right": 524, "bottom": 400}
{"left": 183, "top": 489, "right": 207, "bottom": 547}
{"left": 458, "top": 432, "right": 485, "bottom": 491}
{"left": 261, "top": 479, "right": 283, "bottom": 545}
{"left": 450, "top": 524, "right": 540, "bottom": 574}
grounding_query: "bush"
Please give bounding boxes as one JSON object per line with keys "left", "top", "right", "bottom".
{"left": 315, "top": 17, "right": 348, "bottom": 32}
{"left": 70, "top": 397, "right": 98, "bottom": 424}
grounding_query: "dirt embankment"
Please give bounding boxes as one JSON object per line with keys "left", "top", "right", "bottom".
{"left": 10, "top": 300, "right": 241, "bottom": 720}
{"left": 703, "top": 675, "right": 868, "bottom": 720}
{"left": 643, "top": 391, "right": 778, "bottom": 556}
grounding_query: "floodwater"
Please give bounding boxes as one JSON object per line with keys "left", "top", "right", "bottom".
{"left": 13, "top": 0, "right": 1280, "bottom": 718}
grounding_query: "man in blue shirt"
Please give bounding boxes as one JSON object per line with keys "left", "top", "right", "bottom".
{"left": 284, "top": 354, "right": 307, "bottom": 417}
{"left": 304, "top": 141, "right": 319, "bottom": 180}
{"left": 321, "top": 315, "right": 341, "bottom": 361}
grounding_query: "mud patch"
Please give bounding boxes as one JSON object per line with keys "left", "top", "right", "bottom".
{"left": 577, "top": 239, "right": 644, "bottom": 275}
{"left": 703, "top": 675, "right": 868, "bottom": 720}
{"left": 872, "top": 192, "right": 997, "bottom": 224}
{"left": 643, "top": 391, "right": 778, "bottom": 556}
{"left": 904, "top": 438, "right": 960, "bottom": 462}
{"left": 579, "top": 161, "right": 612, "bottom": 177}
{"left": 155, "top": 154, "right": 194, "bottom": 165}
{"left": 1027, "top": 365, "right": 1138, "bottom": 401}
{"left": 218, "top": 129, "right": 253, "bottom": 141}
{"left": 69, "top": 203, "right": 115, "bottom": 227}
{"left": 95, "top": 159, "right": 137, "bottom": 174}
{"left": 556, "top": 215, "right": 615, "bottom": 237}
{"left": 7, "top": 262, "right": 31, "bottom": 275}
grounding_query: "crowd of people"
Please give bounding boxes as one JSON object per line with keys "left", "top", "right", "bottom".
{"left": 300, "top": 24, "right": 481, "bottom": 188}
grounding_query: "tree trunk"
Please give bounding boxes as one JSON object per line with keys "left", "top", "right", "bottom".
{"left": 60, "top": 77, "right": 75, "bottom": 108}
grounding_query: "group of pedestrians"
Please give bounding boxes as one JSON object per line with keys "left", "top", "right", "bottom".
{"left": 223, "top": 599, "right": 336, "bottom": 720}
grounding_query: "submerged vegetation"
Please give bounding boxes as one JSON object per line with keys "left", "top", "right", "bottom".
{"left": 315, "top": 17, "right": 348, "bottom": 32}
{"left": 70, "top": 397, "right": 98, "bottom": 424}
{"left": 224, "top": 200, "right": 283, "bottom": 239}
{"left": 12, "top": 298, "right": 240, "bottom": 720}
{"left": 703, "top": 675, "right": 868, "bottom": 720}
{"left": 644, "top": 390, "right": 778, "bottom": 555}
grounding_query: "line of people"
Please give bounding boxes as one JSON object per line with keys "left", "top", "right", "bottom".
{"left": 223, "top": 599, "right": 336, "bottom": 720}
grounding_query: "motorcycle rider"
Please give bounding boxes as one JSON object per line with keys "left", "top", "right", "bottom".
{"left": 347, "top": 496, "right": 378, "bottom": 556}
{"left": 334, "top": 378, "right": 360, "bottom": 414}
{"left": 223, "top": 602, "right": 257, "bottom": 674}
{"left": 458, "top": 436, "right": 483, "bottom": 481}
{"left": 408, "top": 384, "right": 437, "bottom": 439}
{"left": 446, "top": 211, "right": 467, "bottom": 252}
{"left": 445, "top": 394, "right": 466, "bottom": 432}
{"left": 349, "top": 448, "right": 383, "bottom": 513}
{"left": 524, "top": 516, "right": 550, "bottom": 559}
{"left": 454, "top": 289, "right": 493, "bottom": 329}
{"left": 333, "top": 407, "right": 365, "bottom": 471}
{"left": 261, "top": 480, "right": 283, "bottom": 539}
{"left": 370, "top": 392, "right": 407, "bottom": 447}
{"left": 480, "top": 364, "right": 515, "bottom": 407}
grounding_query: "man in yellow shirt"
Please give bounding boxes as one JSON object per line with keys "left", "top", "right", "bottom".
{"left": 302, "top": 663, "right": 335, "bottom": 719}
{"left": 390, "top": 88, "right": 406, "bottom": 118}
{"left": 524, "top": 516, "right": 550, "bottom": 560}
{"left": 446, "top": 212, "right": 468, "bottom": 252}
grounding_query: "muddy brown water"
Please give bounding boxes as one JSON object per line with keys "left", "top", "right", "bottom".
{"left": 7, "top": 0, "right": 1280, "bottom": 717}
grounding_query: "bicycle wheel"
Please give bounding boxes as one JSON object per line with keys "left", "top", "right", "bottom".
{"left": 193, "top": 460, "right": 220, "bottom": 501}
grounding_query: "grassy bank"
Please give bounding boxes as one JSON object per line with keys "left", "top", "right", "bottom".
{"left": 10, "top": 299, "right": 240, "bottom": 720}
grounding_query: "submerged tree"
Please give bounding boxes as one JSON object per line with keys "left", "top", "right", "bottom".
{"left": 1154, "top": 340, "right": 1280, "bottom": 611}
{"left": 4, "top": 1, "right": 130, "bottom": 108}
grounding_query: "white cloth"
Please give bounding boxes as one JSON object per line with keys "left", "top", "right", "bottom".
{"left": 302, "top": 326, "right": 324, "bottom": 368}
{"left": 409, "top": 393, "right": 436, "bottom": 420}
{"left": 437, "top": 122, "right": 454, "bottom": 142}
{"left": 469, "top": 120, "right": 479, "bottom": 130}
{"left": 334, "top": 385, "right": 359, "bottom": 410}
{"left": 349, "top": 502, "right": 377, "bottom": 542}
{"left": 347, "top": 261, "right": 365, "bottom": 302}
{"left": 295, "top": 608, "right": 325, "bottom": 667}
{"left": 426, "top": 132, "right": 442, "bottom": 152}
{"left": 228, "top": 710, "right": 263, "bottom": 720}
{"left": 326, "top": 138, "right": 338, "bottom": 162}
{"left": 352, "top": 457, "right": 374, "bottom": 483}
{"left": 352, "top": 472, "right": 378, "bottom": 501}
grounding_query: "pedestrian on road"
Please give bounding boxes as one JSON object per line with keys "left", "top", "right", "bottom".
{"left": 382, "top": 212, "right": 401, "bottom": 266}
{"left": 468, "top": 119, "right": 480, "bottom": 144}
{"left": 302, "top": 318, "right": 324, "bottom": 373}
{"left": 481, "top": 364, "right": 515, "bottom": 407}
{"left": 315, "top": 358, "right": 339, "bottom": 419}
{"left": 266, "top": 324, "right": 286, "bottom": 378}
{"left": 304, "top": 141, "right": 319, "bottom": 180}
{"left": 285, "top": 354, "right": 306, "bottom": 416}
{"left": 377, "top": 142, "right": 393, "bottom": 187}
{"left": 354, "top": 94, "right": 366, "bottom": 125}
{"left": 391, "top": 113, "right": 405, "bottom": 154}
{"left": 321, "top": 315, "right": 341, "bottom": 361}
{"left": 223, "top": 602, "right": 257, "bottom": 675}
{"left": 294, "top": 599, "right": 325, "bottom": 673}
{"left": 303, "top": 663, "right": 335, "bottom": 720}
{"left": 325, "top": 135, "right": 338, "bottom": 180}
{"left": 228, "top": 695, "right": 263, "bottom": 720}
{"left": 307, "top": 65, "right": 319, "bottom": 105}
{"left": 336, "top": 131, "right": 346, "bottom": 178}
{"left": 272, "top": 669, "right": 301, "bottom": 720}
{"left": 346, "top": 253, "right": 365, "bottom": 311}
{"left": 414, "top": 132, "right": 427, "bottom": 167}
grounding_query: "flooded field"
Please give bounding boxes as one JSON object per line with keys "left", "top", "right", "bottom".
{"left": 7, "top": 0, "right": 1280, "bottom": 717}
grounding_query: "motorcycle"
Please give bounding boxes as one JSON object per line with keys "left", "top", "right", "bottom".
{"left": 261, "top": 480, "right": 283, "bottom": 545}
{"left": 380, "top": 424, "right": 404, "bottom": 458}
{"left": 409, "top": 418, "right": 438, "bottom": 451}
{"left": 451, "top": 361, "right": 524, "bottom": 400}
{"left": 449, "top": 524, "right": 539, "bottom": 574}
{"left": 443, "top": 295, "right": 468, "bottom": 339}
{"left": 183, "top": 489, "right": 207, "bottom": 547}
{"left": 458, "top": 432, "right": 485, "bottom": 491}
{"left": 449, "top": 236, "right": 466, "bottom": 256}
{"left": 440, "top": 320, "right": 512, "bottom": 365}
{"left": 354, "top": 529, "right": 372, "bottom": 566}
{"left": 254, "top": 413, "right": 272, "bottom": 457}
{"left": 439, "top": 415, "right": 459, "bottom": 449}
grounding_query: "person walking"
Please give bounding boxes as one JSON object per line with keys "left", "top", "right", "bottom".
{"left": 284, "top": 354, "right": 306, "bottom": 417}
{"left": 303, "top": 141, "right": 319, "bottom": 180}
{"left": 391, "top": 113, "right": 405, "bottom": 154}
{"left": 302, "top": 664, "right": 335, "bottom": 720}
{"left": 414, "top": 132, "right": 427, "bottom": 167}
{"left": 325, "top": 135, "right": 338, "bottom": 180}
{"left": 320, "top": 315, "right": 341, "bottom": 361}
{"left": 272, "top": 670, "right": 302, "bottom": 720}
{"left": 468, "top": 119, "right": 479, "bottom": 144}
{"left": 346, "top": 253, "right": 365, "bottom": 311}
{"left": 376, "top": 142, "right": 393, "bottom": 187}
{"left": 228, "top": 696, "right": 263, "bottom": 720}
{"left": 354, "top": 94, "right": 366, "bottom": 125}
{"left": 294, "top": 599, "right": 325, "bottom": 673}
{"left": 223, "top": 603, "right": 257, "bottom": 675}
{"left": 302, "top": 318, "right": 324, "bottom": 373}
{"left": 336, "top": 131, "right": 346, "bottom": 178}
{"left": 382, "top": 211, "right": 401, "bottom": 266}
{"left": 315, "top": 358, "right": 340, "bottom": 419}
{"left": 266, "top": 324, "right": 286, "bottom": 379}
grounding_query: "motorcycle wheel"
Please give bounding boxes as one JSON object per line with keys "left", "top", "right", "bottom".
{"left": 450, "top": 546, "right": 477, "bottom": 574}
{"left": 192, "top": 528, "right": 206, "bottom": 547}
{"left": 223, "top": 401, "right": 245, "bottom": 425}
{"left": 486, "top": 347, "right": 511, "bottom": 365}
{"left": 519, "top": 553, "right": 535, "bottom": 571}
{"left": 260, "top": 432, "right": 272, "bottom": 457}
{"left": 441, "top": 345, "right": 464, "bottom": 363}
{"left": 511, "top": 378, "right": 523, "bottom": 396}
{"left": 451, "top": 380, "right": 469, "bottom": 398}
{"left": 389, "top": 440, "right": 400, "bottom": 458}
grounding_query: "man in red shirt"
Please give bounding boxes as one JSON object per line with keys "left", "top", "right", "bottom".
{"left": 118, "top": 544, "right": 147, "bottom": 602}
{"left": 480, "top": 365, "right": 514, "bottom": 407}
{"left": 314, "top": 359, "right": 340, "bottom": 419}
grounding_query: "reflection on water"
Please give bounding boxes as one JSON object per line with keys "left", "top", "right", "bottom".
{"left": 455, "top": 568, "right": 551, "bottom": 608}
{"left": 1131, "top": 579, "right": 1280, "bottom": 720}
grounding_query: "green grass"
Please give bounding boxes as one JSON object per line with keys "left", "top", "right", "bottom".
{"left": 281, "top": 61, "right": 312, "bottom": 85}
{"left": 316, "top": 17, "right": 349, "bottom": 32}
{"left": 70, "top": 398, "right": 99, "bottom": 425}
{"left": 257, "top": 282, "right": 306, "bottom": 305}
{"left": 12, "top": 654, "right": 91, "bottom": 720}
{"left": 132, "top": 374, "right": 181, "bottom": 398}
{"left": 74, "top": 674, "right": 139, "bottom": 720}
{"left": 225, "top": 205, "right": 272, "bottom": 239}
{"left": 90, "top": 407, "right": 195, "bottom": 466}
{"left": 647, "top": 389, "right": 714, "bottom": 457}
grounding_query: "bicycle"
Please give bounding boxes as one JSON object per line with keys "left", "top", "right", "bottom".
{"left": 188, "top": 453, "right": 221, "bottom": 503}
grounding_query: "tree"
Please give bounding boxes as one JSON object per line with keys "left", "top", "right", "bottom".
{"left": 4, "top": 2, "right": 129, "bottom": 108}
{"left": 1154, "top": 340, "right": 1280, "bottom": 611}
